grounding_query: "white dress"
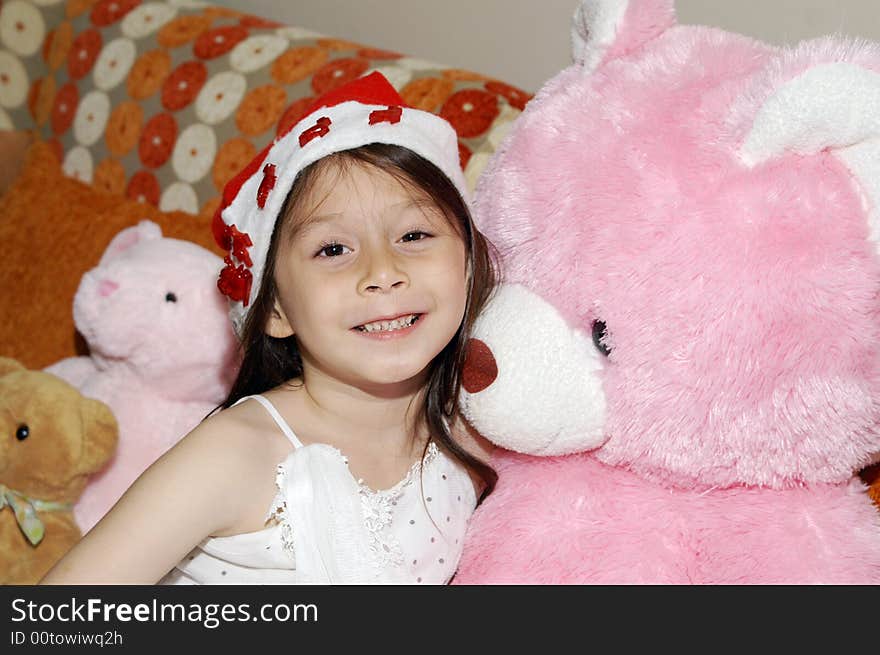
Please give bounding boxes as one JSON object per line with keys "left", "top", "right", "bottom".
{"left": 159, "top": 394, "right": 477, "bottom": 585}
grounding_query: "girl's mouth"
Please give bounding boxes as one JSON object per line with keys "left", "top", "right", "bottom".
{"left": 354, "top": 313, "right": 422, "bottom": 333}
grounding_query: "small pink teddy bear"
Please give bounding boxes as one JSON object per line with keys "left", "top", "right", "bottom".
{"left": 47, "top": 220, "right": 239, "bottom": 533}
{"left": 454, "top": 0, "right": 880, "bottom": 583}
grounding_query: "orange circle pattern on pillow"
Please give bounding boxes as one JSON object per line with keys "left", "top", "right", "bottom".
{"left": 442, "top": 69, "right": 489, "bottom": 82}
{"left": 51, "top": 81, "right": 78, "bottom": 134}
{"left": 139, "top": 112, "right": 176, "bottom": 168}
{"left": 401, "top": 77, "right": 454, "bottom": 112}
{"left": 66, "top": 0, "right": 99, "bottom": 20}
{"left": 42, "top": 28, "right": 54, "bottom": 65}
{"left": 156, "top": 15, "right": 213, "bottom": 49}
{"left": 485, "top": 80, "right": 532, "bottom": 111}
{"left": 235, "top": 83, "right": 286, "bottom": 136}
{"left": 270, "top": 46, "right": 328, "bottom": 86}
{"left": 90, "top": 0, "right": 140, "bottom": 28}
{"left": 67, "top": 28, "right": 102, "bottom": 80}
{"left": 45, "top": 21, "right": 74, "bottom": 71}
{"left": 94, "top": 157, "right": 126, "bottom": 195}
{"left": 357, "top": 48, "right": 401, "bottom": 61}
{"left": 311, "top": 57, "right": 370, "bottom": 95}
{"left": 276, "top": 95, "right": 315, "bottom": 137}
{"left": 30, "top": 75, "right": 57, "bottom": 126}
{"left": 126, "top": 169, "right": 160, "bottom": 205}
{"left": 27, "top": 79, "right": 41, "bottom": 122}
{"left": 239, "top": 15, "right": 284, "bottom": 30}
{"left": 161, "top": 60, "right": 207, "bottom": 111}
{"left": 316, "top": 38, "right": 364, "bottom": 52}
{"left": 126, "top": 48, "right": 170, "bottom": 100}
{"left": 440, "top": 88, "right": 500, "bottom": 138}
{"left": 212, "top": 137, "right": 256, "bottom": 192}
{"left": 105, "top": 100, "right": 142, "bottom": 156}
{"left": 201, "top": 7, "right": 241, "bottom": 21}
{"left": 15, "top": 3, "right": 525, "bottom": 220}
{"left": 193, "top": 25, "right": 249, "bottom": 60}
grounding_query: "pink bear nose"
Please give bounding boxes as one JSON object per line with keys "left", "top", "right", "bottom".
{"left": 98, "top": 279, "right": 119, "bottom": 297}
{"left": 462, "top": 339, "right": 498, "bottom": 394}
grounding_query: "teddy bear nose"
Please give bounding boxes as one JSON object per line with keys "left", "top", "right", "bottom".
{"left": 462, "top": 338, "right": 498, "bottom": 394}
{"left": 98, "top": 280, "right": 119, "bottom": 297}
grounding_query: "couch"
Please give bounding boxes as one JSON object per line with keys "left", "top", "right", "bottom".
{"left": 0, "top": 0, "right": 530, "bottom": 369}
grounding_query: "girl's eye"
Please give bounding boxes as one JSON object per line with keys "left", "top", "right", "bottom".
{"left": 316, "top": 243, "right": 351, "bottom": 258}
{"left": 401, "top": 231, "right": 431, "bottom": 243}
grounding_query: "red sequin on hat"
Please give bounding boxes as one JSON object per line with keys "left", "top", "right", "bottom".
{"left": 221, "top": 224, "right": 253, "bottom": 268}
{"left": 299, "top": 116, "right": 332, "bottom": 147}
{"left": 369, "top": 105, "right": 402, "bottom": 125}
{"left": 212, "top": 141, "right": 272, "bottom": 248}
{"left": 217, "top": 256, "right": 253, "bottom": 306}
{"left": 256, "top": 163, "right": 276, "bottom": 209}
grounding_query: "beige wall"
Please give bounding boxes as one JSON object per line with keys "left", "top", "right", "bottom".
{"left": 214, "top": 0, "right": 880, "bottom": 91}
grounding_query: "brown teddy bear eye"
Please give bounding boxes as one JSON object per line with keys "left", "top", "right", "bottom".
{"left": 16, "top": 424, "right": 29, "bottom": 441}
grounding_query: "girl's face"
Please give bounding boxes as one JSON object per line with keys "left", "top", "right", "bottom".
{"left": 267, "top": 161, "right": 468, "bottom": 392}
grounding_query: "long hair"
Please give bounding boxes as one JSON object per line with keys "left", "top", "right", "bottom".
{"left": 219, "top": 143, "right": 499, "bottom": 502}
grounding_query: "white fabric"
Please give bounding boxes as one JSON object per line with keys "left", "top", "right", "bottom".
{"left": 159, "top": 395, "right": 476, "bottom": 585}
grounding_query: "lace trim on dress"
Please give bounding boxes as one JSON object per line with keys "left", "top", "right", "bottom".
{"left": 358, "top": 441, "right": 440, "bottom": 569}
{"left": 266, "top": 463, "right": 296, "bottom": 567}
{"left": 266, "top": 440, "right": 441, "bottom": 572}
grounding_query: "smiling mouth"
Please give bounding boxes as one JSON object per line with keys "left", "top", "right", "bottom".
{"left": 354, "top": 314, "right": 422, "bottom": 333}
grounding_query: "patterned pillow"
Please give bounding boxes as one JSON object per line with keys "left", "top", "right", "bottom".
{"left": 0, "top": 0, "right": 531, "bottom": 218}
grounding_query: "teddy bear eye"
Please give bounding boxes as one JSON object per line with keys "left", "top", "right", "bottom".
{"left": 165, "top": 292, "right": 177, "bottom": 303}
{"left": 592, "top": 320, "right": 611, "bottom": 357}
{"left": 15, "top": 424, "right": 29, "bottom": 441}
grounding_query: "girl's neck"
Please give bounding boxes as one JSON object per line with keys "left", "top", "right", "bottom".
{"left": 291, "top": 365, "right": 429, "bottom": 457}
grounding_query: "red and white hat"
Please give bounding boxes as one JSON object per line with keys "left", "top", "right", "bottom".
{"left": 213, "top": 71, "right": 469, "bottom": 336}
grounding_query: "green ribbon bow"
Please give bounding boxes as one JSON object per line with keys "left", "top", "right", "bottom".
{"left": 0, "top": 484, "right": 73, "bottom": 546}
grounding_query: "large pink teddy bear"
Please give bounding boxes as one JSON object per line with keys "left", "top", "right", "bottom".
{"left": 47, "top": 221, "right": 239, "bottom": 533}
{"left": 454, "top": 0, "right": 880, "bottom": 583}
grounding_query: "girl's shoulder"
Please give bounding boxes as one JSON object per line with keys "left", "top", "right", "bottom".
{"left": 196, "top": 397, "right": 298, "bottom": 469}
{"left": 182, "top": 397, "right": 301, "bottom": 537}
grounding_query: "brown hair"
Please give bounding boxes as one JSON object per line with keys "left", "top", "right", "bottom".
{"left": 219, "top": 143, "right": 499, "bottom": 502}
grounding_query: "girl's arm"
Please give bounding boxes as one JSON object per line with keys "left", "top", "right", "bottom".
{"left": 40, "top": 412, "right": 263, "bottom": 584}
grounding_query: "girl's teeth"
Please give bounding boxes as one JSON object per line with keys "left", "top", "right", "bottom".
{"left": 359, "top": 314, "right": 418, "bottom": 333}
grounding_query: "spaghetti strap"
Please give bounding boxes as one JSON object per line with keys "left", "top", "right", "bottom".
{"left": 232, "top": 394, "right": 305, "bottom": 449}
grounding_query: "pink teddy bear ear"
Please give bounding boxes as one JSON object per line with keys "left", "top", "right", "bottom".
{"left": 728, "top": 38, "right": 880, "bottom": 249}
{"left": 571, "top": 0, "right": 676, "bottom": 74}
{"left": 98, "top": 220, "right": 163, "bottom": 266}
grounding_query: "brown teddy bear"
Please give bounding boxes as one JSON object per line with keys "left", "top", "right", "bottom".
{"left": 0, "top": 357, "right": 117, "bottom": 584}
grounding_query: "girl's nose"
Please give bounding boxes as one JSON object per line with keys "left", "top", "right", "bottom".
{"left": 358, "top": 245, "right": 409, "bottom": 294}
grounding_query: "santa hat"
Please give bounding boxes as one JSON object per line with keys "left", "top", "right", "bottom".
{"left": 213, "top": 71, "right": 469, "bottom": 337}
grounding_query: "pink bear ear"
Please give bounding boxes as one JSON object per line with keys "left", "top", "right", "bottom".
{"left": 99, "top": 220, "right": 163, "bottom": 266}
{"left": 729, "top": 38, "right": 880, "bottom": 248}
{"left": 571, "top": 0, "right": 675, "bottom": 74}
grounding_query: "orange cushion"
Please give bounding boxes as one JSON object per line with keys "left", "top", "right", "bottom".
{"left": 0, "top": 141, "right": 223, "bottom": 369}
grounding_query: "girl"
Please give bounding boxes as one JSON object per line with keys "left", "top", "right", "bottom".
{"left": 40, "top": 72, "right": 498, "bottom": 585}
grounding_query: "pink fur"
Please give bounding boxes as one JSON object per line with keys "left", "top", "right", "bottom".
{"left": 459, "top": 452, "right": 880, "bottom": 584}
{"left": 602, "top": 0, "right": 676, "bottom": 66}
{"left": 46, "top": 221, "right": 239, "bottom": 533}
{"left": 456, "top": 2, "right": 880, "bottom": 583}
